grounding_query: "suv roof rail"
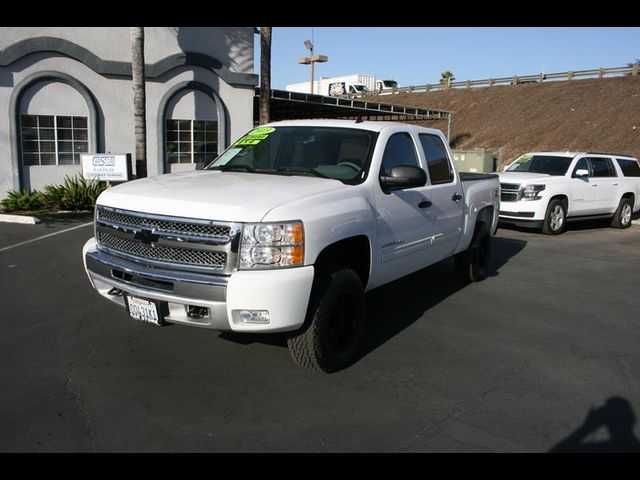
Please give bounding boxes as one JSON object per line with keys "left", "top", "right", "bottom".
{"left": 586, "top": 152, "right": 636, "bottom": 158}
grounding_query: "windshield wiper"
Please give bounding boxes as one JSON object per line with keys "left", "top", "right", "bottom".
{"left": 276, "top": 167, "right": 329, "bottom": 178}
{"left": 216, "top": 164, "right": 256, "bottom": 173}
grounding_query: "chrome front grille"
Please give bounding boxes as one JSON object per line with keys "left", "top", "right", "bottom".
{"left": 500, "top": 183, "right": 521, "bottom": 202}
{"left": 95, "top": 206, "right": 241, "bottom": 274}
{"left": 98, "top": 232, "right": 227, "bottom": 270}
{"left": 97, "top": 208, "right": 231, "bottom": 240}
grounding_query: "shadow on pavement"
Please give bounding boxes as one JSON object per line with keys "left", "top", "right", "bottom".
{"left": 499, "top": 214, "right": 639, "bottom": 234}
{"left": 549, "top": 397, "right": 640, "bottom": 453}
{"left": 220, "top": 237, "right": 528, "bottom": 364}
{"left": 357, "top": 236, "right": 527, "bottom": 361}
{"left": 37, "top": 211, "right": 94, "bottom": 228}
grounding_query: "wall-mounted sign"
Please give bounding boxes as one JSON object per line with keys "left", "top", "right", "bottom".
{"left": 81, "top": 154, "right": 132, "bottom": 182}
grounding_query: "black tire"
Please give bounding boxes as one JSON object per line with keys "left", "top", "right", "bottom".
{"left": 455, "top": 221, "right": 491, "bottom": 283}
{"left": 286, "top": 268, "right": 365, "bottom": 373}
{"left": 611, "top": 197, "right": 634, "bottom": 229}
{"left": 542, "top": 199, "right": 567, "bottom": 235}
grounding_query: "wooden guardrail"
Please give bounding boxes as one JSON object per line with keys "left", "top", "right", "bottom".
{"left": 360, "top": 65, "right": 639, "bottom": 96}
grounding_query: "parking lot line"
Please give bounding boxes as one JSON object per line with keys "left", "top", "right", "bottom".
{"left": 0, "top": 221, "right": 93, "bottom": 253}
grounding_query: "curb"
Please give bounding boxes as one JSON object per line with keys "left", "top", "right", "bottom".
{"left": 0, "top": 213, "right": 41, "bottom": 224}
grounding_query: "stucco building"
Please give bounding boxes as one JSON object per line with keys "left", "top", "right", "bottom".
{"left": 0, "top": 27, "right": 257, "bottom": 197}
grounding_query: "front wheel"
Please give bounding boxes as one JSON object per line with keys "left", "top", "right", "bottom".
{"left": 542, "top": 199, "right": 567, "bottom": 235}
{"left": 611, "top": 197, "right": 633, "bottom": 229}
{"left": 286, "top": 268, "right": 365, "bottom": 373}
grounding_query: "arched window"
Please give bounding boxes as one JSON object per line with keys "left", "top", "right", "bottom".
{"left": 19, "top": 80, "right": 90, "bottom": 167}
{"left": 164, "top": 88, "right": 219, "bottom": 171}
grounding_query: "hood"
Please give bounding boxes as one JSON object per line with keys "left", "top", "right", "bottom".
{"left": 497, "top": 171, "right": 554, "bottom": 184}
{"left": 96, "top": 170, "right": 346, "bottom": 222}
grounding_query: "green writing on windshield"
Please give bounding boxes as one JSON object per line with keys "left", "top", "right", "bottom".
{"left": 233, "top": 127, "right": 276, "bottom": 147}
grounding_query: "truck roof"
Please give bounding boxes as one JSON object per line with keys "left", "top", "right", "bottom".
{"left": 262, "top": 119, "right": 443, "bottom": 135}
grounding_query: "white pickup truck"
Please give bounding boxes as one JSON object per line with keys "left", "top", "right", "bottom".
{"left": 498, "top": 152, "right": 640, "bottom": 234}
{"left": 82, "top": 120, "right": 499, "bottom": 372}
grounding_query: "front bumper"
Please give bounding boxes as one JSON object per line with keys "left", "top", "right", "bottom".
{"left": 499, "top": 198, "right": 548, "bottom": 226}
{"left": 83, "top": 237, "right": 315, "bottom": 333}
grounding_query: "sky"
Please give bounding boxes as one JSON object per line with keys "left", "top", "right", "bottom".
{"left": 254, "top": 27, "right": 640, "bottom": 90}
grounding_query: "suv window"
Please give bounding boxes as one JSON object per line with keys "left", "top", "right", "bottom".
{"left": 380, "top": 132, "right": 419, "bottom": 176}
{"left": 616, "top": 158, "right": 640, "bottom": 177}
{"left": 590, "top": 157, "right": 617, "bottom": 177}
{"left": 419, "top": 134, "right": 454, "bottom": 184}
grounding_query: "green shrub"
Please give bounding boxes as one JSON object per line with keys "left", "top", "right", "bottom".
{"left": 0, "top": 189, "right": 46, "bottom": 212}
{"left": 42, "top": 174, "right": 107, "bottom": 211}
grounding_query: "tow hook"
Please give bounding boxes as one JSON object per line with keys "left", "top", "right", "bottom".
{"left": 187, "top": 306, "right": 209, "bottom": 319}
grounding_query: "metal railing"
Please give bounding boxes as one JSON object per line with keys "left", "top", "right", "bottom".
{"left": 359, "top": 65, "right": 639, "bottom": 96}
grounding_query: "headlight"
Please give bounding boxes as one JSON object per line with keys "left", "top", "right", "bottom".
{"left": 522, "top": 184, "right": 545, "bottom": 200}
{"left": 239, "top": 221, "right": 304, "bottom": 269}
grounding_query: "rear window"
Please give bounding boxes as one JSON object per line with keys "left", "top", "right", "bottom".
{"left": 590, "top": 157, "right": 617, "bottom": 177}
{"left": 419, "top": 134, "right": 454, "bottom": 184}
{"left": 616, "top": 158, "right": 640, "bottom": 177}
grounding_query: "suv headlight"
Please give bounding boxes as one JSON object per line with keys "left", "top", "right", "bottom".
{"left": 522, "top": 184, "right": 545, "bottom": 200}
{"left": 239, "top": 221, "right": 304, "bottom": 269}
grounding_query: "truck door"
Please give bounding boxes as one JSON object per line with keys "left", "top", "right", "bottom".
{"left": 373, "top": 132, "right": 435, "bottom": 286}
{"left": 418, "top": 133, "right": 464, "bottom": 259}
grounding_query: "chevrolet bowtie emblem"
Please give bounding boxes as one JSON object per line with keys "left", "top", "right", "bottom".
{"left": 133, "top": 228, "right": 159, "bottom": 245}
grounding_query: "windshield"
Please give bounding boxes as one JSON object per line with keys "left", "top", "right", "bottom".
{"left": 206, "top": 126, "right": 377, "bottom": 184}
{"left": 506, "top": 154, "right": 574, "bottom": 176}
{"left": 353, "top": 85, "right": 367, "bottom": 91}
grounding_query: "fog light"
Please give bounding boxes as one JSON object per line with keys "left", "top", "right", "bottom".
{"left": 232, "top": 309, "right": 271, "bottom": 325}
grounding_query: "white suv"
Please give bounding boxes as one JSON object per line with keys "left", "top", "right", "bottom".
{"left": 498, "top": 152, "right": 640, "bottom": 234}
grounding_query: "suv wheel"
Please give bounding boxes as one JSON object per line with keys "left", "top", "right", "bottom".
{"left": 611, "top": 197, "right": 633, "bottom": 229}
{"left": 542, "top": 199, "right": 567, "bottom": 235}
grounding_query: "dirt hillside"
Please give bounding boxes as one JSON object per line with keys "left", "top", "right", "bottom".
{"left": 368, "top": 76, "right": 640, "bottom": 169}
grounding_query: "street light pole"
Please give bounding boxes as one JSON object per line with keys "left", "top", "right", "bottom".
{"left": 298, "top": 37, "right": 327, "bottom": 95}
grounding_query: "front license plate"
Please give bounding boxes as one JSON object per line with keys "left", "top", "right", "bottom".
{"left": 125, "top": 295, "right": 167, "bottom": 326}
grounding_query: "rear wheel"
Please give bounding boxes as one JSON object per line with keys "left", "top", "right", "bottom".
{"left": 287, "top": 268, "right": 365, "bottom": 373}
{"left": 611, "top": 197, "right": 633, "bottom": 229}
{"left": 455, "top": 221, "right": 491, "bottom": 283}
{"left": 542, "top": 199, "right": 567, "bottom": 235}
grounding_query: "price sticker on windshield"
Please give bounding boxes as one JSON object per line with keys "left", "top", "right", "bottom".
{"left": 234, "top": 127, "right": 276, "bottom": 146}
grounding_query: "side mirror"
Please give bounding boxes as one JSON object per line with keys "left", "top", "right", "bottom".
{"left": 380, "top": 165, "right": 427, "bottom": 192}
{"left": 574, "top": 169, "right": 589, "bottom": 177}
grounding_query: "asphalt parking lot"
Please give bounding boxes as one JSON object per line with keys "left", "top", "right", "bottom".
{"left": 1, "top": 214, "right": 639, "bottom": 452}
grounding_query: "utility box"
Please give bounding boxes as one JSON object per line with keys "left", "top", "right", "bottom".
{"left": 452, "top": 149, "right": 496, "bottom": 173}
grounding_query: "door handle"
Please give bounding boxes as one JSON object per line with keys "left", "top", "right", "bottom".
{"left": 451, "top": 193, "right": 462, "bottom": 201}
{"left": 591, "top": 184, "right": 598, "bottom": 187}
{"left": 613, "top": 183, "right": 619, "bottom": 186}
{"left": 418, "top": 200, "right": 432, "bottom": 209}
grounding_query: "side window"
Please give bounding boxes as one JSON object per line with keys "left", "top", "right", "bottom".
{"left": 419, "top": 134, "right": 454, "bottom": 184}
{"left": 380, "top": 132, "right": 419, "bottom": 176}
{"left": 591, "top": 157, "right": 616, "bottom": 177}
{"left": 573, "top": 157, "right": 591, "bottom": 177}
{"left": 616, "top": 158, "right": 640, "bottom": 177}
